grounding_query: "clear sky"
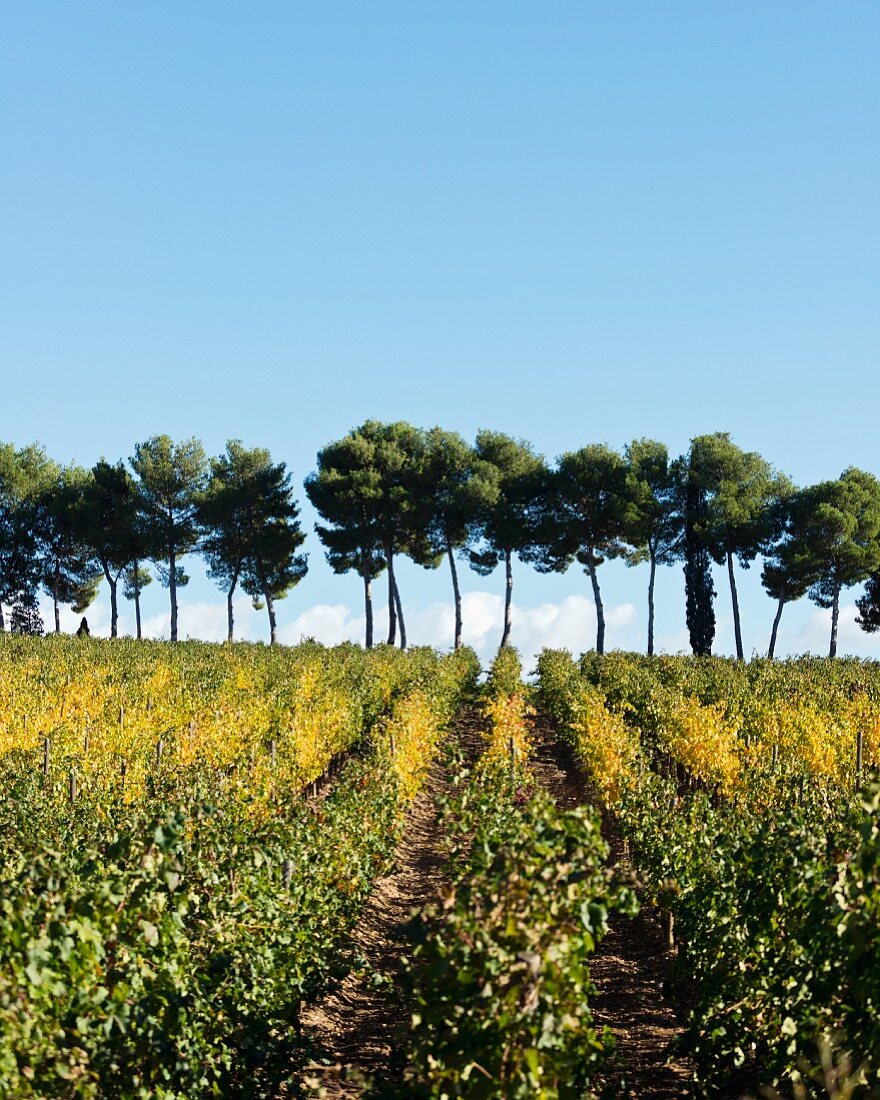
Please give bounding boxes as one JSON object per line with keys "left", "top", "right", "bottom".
{"left": 2, "top": 2, "right": 878, "bottom": 665}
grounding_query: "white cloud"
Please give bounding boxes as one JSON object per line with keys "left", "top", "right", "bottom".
{"left": 33, "top": 588, "right": 652, "bottom": 669}
{"left": 510, "top": 596, "right": 637, "bottom": 672}
{"left": 322, "top": 591, "right": 642, "bottom": 671}
{"left": 31, "top": 574, "right": 880, "bottom": 664}
{"left": 278, "top": 603, "right": 363, "bottom": 647}
{"left": 142, "top": 602, "right": 228, "bottom": 643}
{"left": 39, "top": 597, "right": 112, "bottom": 637}
{"left": 41, "top": 594, "right": 267, "bottom": 643}
{"left": 782, "top": 602, "right": 880, "bottom": 658}
{"left": 655, "top": 626, "right": 691, "bottom": 654}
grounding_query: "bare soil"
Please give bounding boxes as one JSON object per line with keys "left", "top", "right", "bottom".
{"left": 589, "top": 880, "right": 696, "bottom": 1098}
{"left": 298, "top": 707, "right": 486, "bottom": 1097}
{"left": 529, "top": 714, "right": 696, "bottom": 1099}
{"left": 299, "top": 707, "right": 697, "bottom": 1098}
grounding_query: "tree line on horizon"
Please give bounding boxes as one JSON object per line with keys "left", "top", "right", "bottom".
{"left": 2, "top": 423, "right": 880, "bottom": 658}
{"left": 0, "top": 437, "right": 305, "bottom": 645}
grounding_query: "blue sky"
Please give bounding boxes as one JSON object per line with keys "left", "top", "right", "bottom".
{"left": 2, "top": 2, "right": 879, "bottom": 663}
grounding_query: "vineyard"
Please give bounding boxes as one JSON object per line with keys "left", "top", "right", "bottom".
{"left": 538, "top": 651, "right": 880, "bottom": 1097}
{"left": 0, "top": 637, "right": 477, "bottom": 1097}
{"left": 1, "top": 638, "right": 879, "bottom": 1098}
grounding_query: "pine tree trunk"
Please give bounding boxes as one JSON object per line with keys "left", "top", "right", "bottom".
{"left": 829, "top": 583, "right": 840, "bottom": 659}
{"left": 768, "top": 593, "right": 785, "bottom": 658}
{"left": 0, "top": 603, "right": 5, "bottom": 632}
{"left": 110, "top": 580, "right": 119, "bottom": 639}
{"left": 393, "top": 571, "right": 407, "bottom": 650}
{"left": 647, "top": 550, "right": 656, "bottom": 658}
{"left": 226, "top": 569, "right": 239, "bottom": 642}
{"left": 133, "top": 559, "right": 142, "bottom": 640}
{"left": 386, "top": 547, "right": 397, "bottom": 646}
{"left": 103, "top": 562, "right": 119, "bottom": 639}
{"left": 500, "top": 549, "right": 513, "bottom": 648}
{"left": 266, "top": 592, "right": 277, "bottom": 646}
{"left": 447, "top": 541, "right": 462, "bottom": 649}
{"left": 727, "top": 548, "right": 744, "bottom": 661}
{"left": 169, "top": 549, "right": 178, "bottom": 643}
{"left": 363, "top": 574, "right": 374, "bottom": 648}
{"left": 53, "top": 564, "right": 61, "bottom": 634}
{"left": 587, "top": 555, "right": 605, "bottom": 655}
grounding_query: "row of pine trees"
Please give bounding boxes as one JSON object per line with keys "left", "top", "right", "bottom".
{"left": 0, "top": 438, "right": 305, "bottom": 644}
{"left": 2, "top": 424, "right": 880, "bottom": 657}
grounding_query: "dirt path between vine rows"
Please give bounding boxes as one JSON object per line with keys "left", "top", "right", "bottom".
{"left": 529, "top": 715, "right": 696, "bottom": 1099}
{"left": 298, "top": 708, "right": 486, "bottom": 1098}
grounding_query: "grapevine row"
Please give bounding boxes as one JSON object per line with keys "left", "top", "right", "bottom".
{"left": 0, "top": 639, "right": 478, "bottom": 1098}
{"left": 537, "top": 649, "right": 880, "bottom": 1096}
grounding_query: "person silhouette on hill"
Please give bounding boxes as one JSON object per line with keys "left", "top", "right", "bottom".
{"left": 76, "top": 617, "right": 90, "bottom": 637}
